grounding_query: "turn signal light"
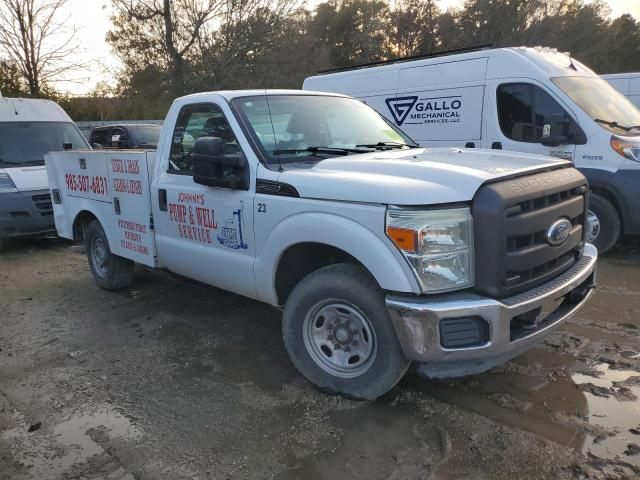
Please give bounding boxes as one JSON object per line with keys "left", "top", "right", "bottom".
{"left": 386, "top": 226, "right": 417, "bottom": 252}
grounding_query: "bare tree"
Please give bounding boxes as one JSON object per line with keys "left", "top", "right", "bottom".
{"left": 0, "top": 0, "right": 80, "bottom": 96}
{"left": 109, "top": 0, "right": 226, "bottom": 96}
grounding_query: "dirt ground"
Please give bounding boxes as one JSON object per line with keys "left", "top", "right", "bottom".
{"left": 1, "top": 238, "right": 640, "bottom": 480}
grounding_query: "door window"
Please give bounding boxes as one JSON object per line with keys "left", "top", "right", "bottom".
{"left": 169, "top": 103, "right": 240, "bottom": 175}
{"left": 497, "top": 83, "right": 572, "bottom": 143}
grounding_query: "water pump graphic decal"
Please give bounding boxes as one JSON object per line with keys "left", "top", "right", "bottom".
{"left": 217, "top": 201, "right": 248, "bottom": 249}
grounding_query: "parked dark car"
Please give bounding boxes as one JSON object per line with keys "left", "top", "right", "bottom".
{"left": 89, "top": 124, "right": 162, "bottom": 150}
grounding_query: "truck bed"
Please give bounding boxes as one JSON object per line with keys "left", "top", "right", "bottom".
{"left": 44, "top": 150, "right": 157, "bottom": 267}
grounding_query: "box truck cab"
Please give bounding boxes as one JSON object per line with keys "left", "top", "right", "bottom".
{"left": 303, "top": 46, "right": 640, "bottom": 253}
{"left": 0, "top": 96, "right": 89, "bottom": 249}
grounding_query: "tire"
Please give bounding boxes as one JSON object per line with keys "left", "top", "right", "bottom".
{"left": 282, "top": 263, "right": 410, "bottom": 400}
{"left": 85, "top": 220, "right": 134, "bottom": 290}
{"left": 587, "top": 194, "right": 621, "bottom": 254}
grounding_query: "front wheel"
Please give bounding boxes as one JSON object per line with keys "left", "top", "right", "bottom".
{"left": 587, "top": 194, "right": 621, "bottom": 254}
{"left": 85, "top": 220, "right": 134, "bottom": 290}
{"left": 282, "top": 263, "right": 410, "bottom": 400}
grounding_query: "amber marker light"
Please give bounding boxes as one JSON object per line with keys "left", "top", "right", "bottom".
{"left": 386, "top": 226, "right": 417, "bottom": 252}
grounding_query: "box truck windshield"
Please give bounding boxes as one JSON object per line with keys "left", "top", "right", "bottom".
{"left": 551, "top": 76, "right": 640, "bottom": 135}
{"left": 0, "top": 121, "right": 87, "bottom": 167}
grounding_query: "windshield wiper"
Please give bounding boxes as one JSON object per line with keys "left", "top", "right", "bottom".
{"left": 0, "top": 159, "right": 24, "bottom": 166}
{"left": 594, "top": 118, "right": 634, "bottom": 132}
{"left": 355, "top": 141, "right": 418, "bottom": 150}
{"left": 272, "top": 146, "right": 370, "bottom": 156}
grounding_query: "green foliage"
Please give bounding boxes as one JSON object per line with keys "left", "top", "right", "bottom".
{"left": 0, "top": 59, "right": 26, "bottom": 96}
{"left": 9, "top": 0, "right": 639, "bottom": 119}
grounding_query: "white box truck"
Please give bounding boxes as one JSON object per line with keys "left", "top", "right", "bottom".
{"left": 0, "top": 95, "right": 89, "bottom": 249}
{"left": 45, "top": 90, "right": 597, "bottom": 400}
{"left": 602, "top": 72, "right": 640, "bottom": 109}
{"left": 303, "top": 46, "right": 640, "bottom": 253}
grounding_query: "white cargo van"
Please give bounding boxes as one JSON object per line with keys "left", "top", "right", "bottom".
{"left": 304, "top": 46, "right": 640, "bottom": 253}
{"left": 0, "top": 95, "right": 89, "bottom": 249}
{"left": 602, "top": 72, "right": 640, "bottom": 109}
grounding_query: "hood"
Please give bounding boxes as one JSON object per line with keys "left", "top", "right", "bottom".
{"left": 278, "top": 148, "right": 570, "bottom": 205}
{"left": 3, "top": 165, "right": 49, "bottom": 191}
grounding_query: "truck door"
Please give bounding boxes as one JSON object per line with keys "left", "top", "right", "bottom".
{"left": 153, "top": 102, "right": 256, "bottom": 299}
{"left": 486, "top": 81, "right": 579, "bottom": 161}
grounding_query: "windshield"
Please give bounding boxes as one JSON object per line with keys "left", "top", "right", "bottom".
{"left": 0, "top": 121, "right": 88, "bottom": 166}
{"left": 232, "top": 95, "right": 416, "bottom": 164}
{"left": 551, "top": 76, "right": 640, "bottom": 135}
{"left": 131, "top": 125, "right": 161, "bottom": 147}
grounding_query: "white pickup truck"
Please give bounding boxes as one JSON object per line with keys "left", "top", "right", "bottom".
{"left": 45, "top": 90, "right": 597, "bottom": 400}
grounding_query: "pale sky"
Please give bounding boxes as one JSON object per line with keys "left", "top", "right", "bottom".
{"left": 53, "top": 0, "right": 640, "bottom": 95}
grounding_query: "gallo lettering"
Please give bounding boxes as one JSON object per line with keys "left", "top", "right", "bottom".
{"left": 386, "top": 95, "right": 463, "bottom": 126}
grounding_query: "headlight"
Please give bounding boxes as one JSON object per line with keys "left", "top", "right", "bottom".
{"left": 386, "top": 207, "right": 474, "bottom": 293}
{"left": 0, "top": 172, "right": 17, "bottom": 192}
{"left": 611, "top": 136, "right": 640, "bottom": 162}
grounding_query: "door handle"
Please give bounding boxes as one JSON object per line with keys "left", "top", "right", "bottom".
{"left": 158, "top": 189, "right": 167, "bottom": 212}
{"left": 491, "top": 142, "right": 502, "bottom": 150}
{"left": 465, "top": 142, "right": 475, "bottom": 148}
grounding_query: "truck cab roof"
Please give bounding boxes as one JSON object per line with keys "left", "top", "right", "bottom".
{"left": 176, "top": 89, "right": 349, "bottom": 103}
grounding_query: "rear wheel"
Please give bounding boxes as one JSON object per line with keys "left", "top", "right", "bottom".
{"left": 587, "top": 194, "right": 620, "bottom": 254}
{"left": 85, "top": 220, "right": 134, "bottom": 290}
{"left": 282, "top": 263, "right": 410, "bottom": 400}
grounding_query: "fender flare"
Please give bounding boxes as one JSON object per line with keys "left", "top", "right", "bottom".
{"left": 254, "top": 211, "right": 421, "bottom": 306}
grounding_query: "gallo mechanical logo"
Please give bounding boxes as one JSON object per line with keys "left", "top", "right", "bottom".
{"left": 385, "top": 96, "right": 418, "bottom": 125}
{"left": 386, "top": 95, "right": 463, "bottom": 126}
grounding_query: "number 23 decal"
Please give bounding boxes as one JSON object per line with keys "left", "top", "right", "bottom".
{"left": 257, "top": 202, "right": 267, "bottom": 213}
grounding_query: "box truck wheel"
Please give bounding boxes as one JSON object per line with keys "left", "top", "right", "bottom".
{"left": 85, "top": 220, "right": 134, "bottom": 290}
{"left": 282, "top": 263, "right": 410, "bottom": 400}
{"left": 587, "top": 194, "right": 620, "bottom": 253}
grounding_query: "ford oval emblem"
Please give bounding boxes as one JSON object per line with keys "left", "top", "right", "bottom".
{"left": 547, "top": 218, "right": 572, "bottom": 246}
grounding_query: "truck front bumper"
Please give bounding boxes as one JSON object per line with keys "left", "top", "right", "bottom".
{"left": 0, "top": 190, "right": 56, "bottom": 240}
{"left": 386, "top": 243, "right": 597, "bottom": 378}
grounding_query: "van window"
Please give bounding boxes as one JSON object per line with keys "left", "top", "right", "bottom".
{"left": 169, "top": 103, "right": 240, "bottom": 174}
{"left": 497, "top": 83, "right": 571, "bottom": 143}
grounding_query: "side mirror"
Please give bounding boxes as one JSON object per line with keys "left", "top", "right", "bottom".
{"left": 91, "top": 143, "right": 104, "bottom": 149}
{"left": 541, "top": 113, "right": 570, "bottom": 147}
{"left": 192, "top": 136, "right": 249, "bottom": 190}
